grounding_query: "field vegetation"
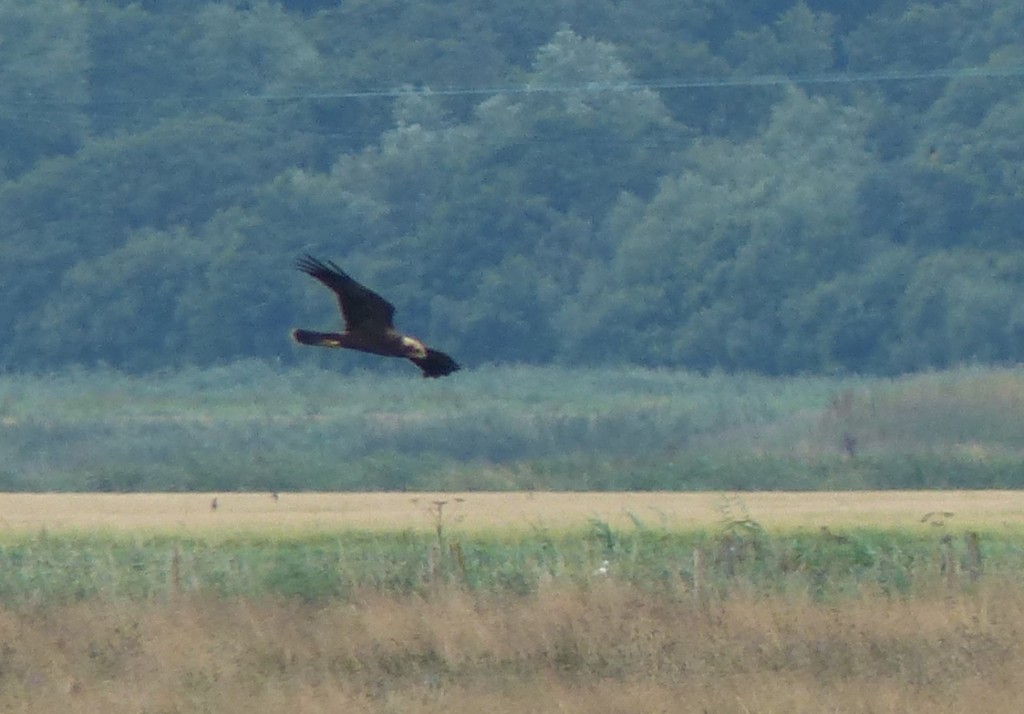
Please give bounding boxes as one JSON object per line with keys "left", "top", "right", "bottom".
{"left": 4, "top": 364, "right": 1024, "bottom": 709}
{"left": 3, "top": 362, "right": 1024, "bottom": 492}
{"left": 7, "top": 582, "right": 1024, "bottom": 714}
{"left": 0, "top": 509, "right": 1022, "bottom": 713}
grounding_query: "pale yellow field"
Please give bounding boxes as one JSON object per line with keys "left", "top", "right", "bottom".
{"left": 2, "top": 490, "right": 1023, "bottom": 535}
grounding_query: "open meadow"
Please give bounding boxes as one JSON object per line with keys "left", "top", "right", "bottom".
{"left": 0, "top": 492, "right": 1023, "bottom": 712}
{"left": 5, "top": 364, "right": 1024, "bottom": 710}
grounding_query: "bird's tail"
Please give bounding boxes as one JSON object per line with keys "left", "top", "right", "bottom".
{"left": 292, "top": 329, "right": 343, "bottom": 348}
{"left": 409, "top": 348, "right": 461, "bottom": 378}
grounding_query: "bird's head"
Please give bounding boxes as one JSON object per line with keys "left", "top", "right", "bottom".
{"left": 401, "top": 336, "right": 428, "bottom": 359}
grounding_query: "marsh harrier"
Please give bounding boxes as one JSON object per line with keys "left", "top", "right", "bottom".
{"left": 292, "top": 255, "right": 460, "bottom": 378}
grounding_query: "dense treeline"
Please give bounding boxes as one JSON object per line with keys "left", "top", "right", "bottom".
{"left": 2, "top": 0, "right": 1024, "bottom": 375}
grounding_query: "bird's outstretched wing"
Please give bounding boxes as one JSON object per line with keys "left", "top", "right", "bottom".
{"left": 409, "top": 348, "right": 461, "bottom": 378}
{"left": 296, "top": 255, "right": 395, "bottom": 332}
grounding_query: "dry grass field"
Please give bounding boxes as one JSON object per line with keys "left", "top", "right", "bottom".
{"left": 5, "top": 583, "right": 1024, "bottom": 713}
{"left": 2, "top": 489, "right": 1024, "bottom": 535}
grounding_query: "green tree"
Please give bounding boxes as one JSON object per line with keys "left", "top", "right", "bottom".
{"left": 562, "top": 87, "right": 874, "bottom": 372}
{"left": 724, "top": 2, "right": 837, "bottom": 75}
{"left": 0, "top": 115, "right": 313, "bottom": 367}
{"left": 779, "top": 249, "right": 912, "bottom": 373}
{"left": 253, "top": 28, "right": 687, "bottom": 368}
{"left": 27, "top": 228, "right": 210, "bottom": 369}
{"left": 892, "top": 252, "right": 1024, "bottom": 371}
{"left": 0, "top": 0, "right": 89, "bottom": 175}
{"left": 5, "top": 0, "right": 1024, "bottom": 376}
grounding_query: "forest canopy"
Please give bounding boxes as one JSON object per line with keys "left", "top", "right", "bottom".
{"left": 3, "top": 0, "right": 1024, "bottom": 376}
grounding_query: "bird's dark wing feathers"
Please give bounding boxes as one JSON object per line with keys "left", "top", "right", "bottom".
{"left": 296, "top": 255, "right": 395, "bottom": 331}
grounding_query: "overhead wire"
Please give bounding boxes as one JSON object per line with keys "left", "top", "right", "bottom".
{"left": 5, "top": 62, "right": 1024, "bottom": 111}
{"left": 251, "top": 63, "right": 1024, "bottom": 101}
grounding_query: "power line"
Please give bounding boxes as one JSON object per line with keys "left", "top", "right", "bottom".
{"left": 7, "top": 63, "right": 1024, "bottom": 110}
{"left": 252, "top": 64, "right": 1024, "bottom": 101}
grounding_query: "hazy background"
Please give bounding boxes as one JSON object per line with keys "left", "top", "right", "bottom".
{"left": 2, "top": 0, "right": 1024, "bottom": 376}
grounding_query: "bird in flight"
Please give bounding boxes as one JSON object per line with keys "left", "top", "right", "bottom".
{"left": 292, "top": 255, "right": 461, "bottom": 378}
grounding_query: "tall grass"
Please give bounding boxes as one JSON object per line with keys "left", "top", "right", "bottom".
{"left": 3, "top": 361, "right": 1024, "bottom": 490}
{"left": 1, "top": 361, "right": 856, "bottom": 491}
{"left": 0, "top": 521, "right": 1013, "bottom": 605}
{"left": 0, "top": 516, "right": 1018, "bottom": 712}
{"left": 5, "top": 578, "right": 1024, "bottom": 713}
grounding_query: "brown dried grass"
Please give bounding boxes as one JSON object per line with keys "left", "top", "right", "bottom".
{"left": 4, "top": 580, "right": 1024, "bottom": 713}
